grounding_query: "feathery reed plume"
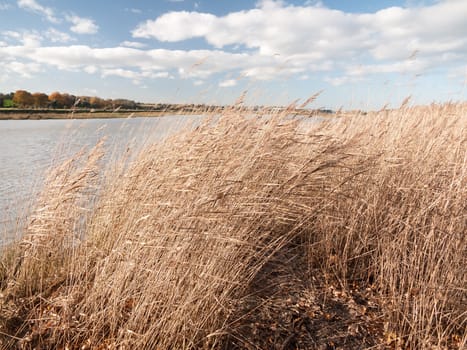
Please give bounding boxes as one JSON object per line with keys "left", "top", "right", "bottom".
{"left": 400, "top": 95, "right": 412, "bottom": 109}
{"left": 10, "top": 139, "right": 105, "bottom": 296}
{"left": 299, "top": 90, "right": 323, "bottom": 109}
{"left": 0, "top": 104, "right": 465, "bottom": 349}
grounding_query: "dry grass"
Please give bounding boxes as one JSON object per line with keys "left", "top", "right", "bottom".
{"left": 0, "top": 103, "right": 466, "bottom": 349}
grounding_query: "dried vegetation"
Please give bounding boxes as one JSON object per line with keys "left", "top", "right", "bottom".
{"left": 0, "top": 103, "right": 466, "bottom": 349}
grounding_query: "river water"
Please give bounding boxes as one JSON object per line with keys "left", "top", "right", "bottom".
{"left": 0, "top": 115, "right": 205, "bottom": 243}
{"left": 0, "top": 114, "right": 323, "bottom": 244}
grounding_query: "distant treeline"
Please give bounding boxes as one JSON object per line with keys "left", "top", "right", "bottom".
{"left": 0, "top": 90, "right": 141, "bottom": 110}
{"left": 0, "top": 90, "right": 233, "bottom": 114}
{"left": 1, "top": 90, "right": 335, "bottom": 115}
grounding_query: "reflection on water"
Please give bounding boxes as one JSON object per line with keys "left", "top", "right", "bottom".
{"left": 0, "top": 115, "right": 205, "bottom": 243}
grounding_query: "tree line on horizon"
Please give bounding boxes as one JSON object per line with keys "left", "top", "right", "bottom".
{"left": 1, "top": 90, "right": 335, "bottom": 114}
{"left": 0, "top": 90, "right": 139, "bottom": 110}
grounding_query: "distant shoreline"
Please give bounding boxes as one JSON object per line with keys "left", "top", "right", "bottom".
{"left": 0, "top": 105, "right": 222, "bottom": 120}
{"left": 0, "top": 108, "right": 335, "bottom": 120}
{"left": 0, "top": 110, "right": 193, "bottom": 120}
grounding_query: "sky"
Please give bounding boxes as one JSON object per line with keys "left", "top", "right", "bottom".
{"left": 0, "top": 0, "right": 466, "bottom": 109}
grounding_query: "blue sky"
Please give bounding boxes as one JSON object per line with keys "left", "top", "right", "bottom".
{"left": 0, "top": 0, "right": 466, "bottom": 109}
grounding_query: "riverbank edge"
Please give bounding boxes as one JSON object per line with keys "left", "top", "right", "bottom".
{"left": 0, "top": 110, "right": 203, "bottom": 120}
{"left": 0, "top": 107, "right": 333, "bottom": 120}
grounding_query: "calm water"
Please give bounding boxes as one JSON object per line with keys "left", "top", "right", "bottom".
{"left": 0, "top": 115, "right": 205, "bottom": 242}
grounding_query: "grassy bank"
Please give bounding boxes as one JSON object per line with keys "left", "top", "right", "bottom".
{"left": 0, "top": 103, "right": 465, "bottom": 349}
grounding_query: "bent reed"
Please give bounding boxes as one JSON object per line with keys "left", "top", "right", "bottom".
{"left": 0, "top": 103, "right": 465, "bottom": 349}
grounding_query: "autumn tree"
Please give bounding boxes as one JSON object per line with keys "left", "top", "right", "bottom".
{"left": 48, "top": 92, "right": 74, "bottom": 108}
{"left": 61, "top": 93, "right": 76, "bottom": 108}
{"left": 104, "top": 99, "right": 113, "bottom": 109}
{"left": 48, "top": 91, "right": 77, "bottom": 108}
{"left": 74, "top": 96, "right": 90, "bottom": 108}
{"left": 13, "top": 90, "right": 34, "bottom": 107}
{"left": 32, "top": 92, "right": 49, "bottom": 108}
{"left": 48, "top": 91, "right": 63, "bottom": 108}
{"left": 112, "top": 98, "right": 137, "bottom": 109}
{"left": 89, "top": 96, "right": 105, "bottom": 109}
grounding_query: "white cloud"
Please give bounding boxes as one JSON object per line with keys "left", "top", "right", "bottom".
{"left": 5, "top": 60, "right": 41, "bottom": 77}
{"left": 21, "top": 32, "right": 42, "bottom": 47}
{"left": 2, "top": 31, "right": 21, "bottom": 40}
{"left": 101, "top": 68, "right": 170, "bottom": 81}
{"left": 132, "top": 0, "right": 467, "bottom": 82}
{"left": 2, "top": 30, "right": 42, "bottom": 47}
{"left": 102, "top": 68, "right": 140, "bottom": 80}
{"left": 133, "top": 6, "right": 348, "bottom": 58}
{"left": 2, "top": 0, "right": 467, "bottom": 92}
{"left": 120, "top": 41, "right": 147, "bottom": 49}
{"left": 66, "top": 15, "right": 99, "bottom": 34}
{"left": 45, "top": 28, "right": 73, "bottom": 43}
{"left": 0, "top": 44, "right": 243, "bottom": 80}
{"left": 84, "top": 65, "right": 98, "bottom": 74}
{"left": 143, "top": 71, "right": 170, "bottom": 78}
{"left": 219, "top": 79, "right": 237, "bottom": 87}
{"left": 0, "top": 28, "right": 74, "bottom": 47}
{"left": 17, "top": 0, "right": 59, "bottom": 23}
{"left": 133, "top": 12, "right": 216, "bottom": 42}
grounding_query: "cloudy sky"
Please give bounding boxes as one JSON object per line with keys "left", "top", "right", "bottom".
{"left": 0, "top": 0, "right": 466, "bottom": 109}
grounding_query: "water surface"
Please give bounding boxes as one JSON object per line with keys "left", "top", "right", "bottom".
{"left": 0, "top": 115, "right": 204, "bottom": 242}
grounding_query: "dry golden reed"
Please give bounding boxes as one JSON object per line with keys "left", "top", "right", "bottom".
{"left": 0, "top": 102, "right": 465, "bottom": 349}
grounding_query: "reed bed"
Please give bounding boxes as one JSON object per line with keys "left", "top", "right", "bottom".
{"left": 0, "top": 103, "right": 465, "bottom": 349}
